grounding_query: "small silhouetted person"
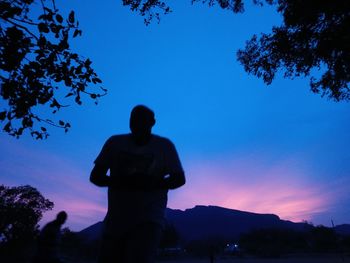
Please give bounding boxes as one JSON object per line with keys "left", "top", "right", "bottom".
{"left": 34, "top": 211, "right": 67, "bottom": 263}
{"left": 90, "top": 105, "right": 186, "bottom": 263}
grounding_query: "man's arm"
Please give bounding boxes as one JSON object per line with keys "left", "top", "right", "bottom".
{"left": 90, "top": 164, "right": 186, "bottom": 190}
{"left": 90, "top": 164, "right": 110, "bottom": 187}
{"left": 159, "top": 172, "right": 186, "bottom": 190}
{"left": 90, "top": 165, "right": 159, "bottom": 190}
{"left": 160, "top": 139, "right": 185, "bottom": 190}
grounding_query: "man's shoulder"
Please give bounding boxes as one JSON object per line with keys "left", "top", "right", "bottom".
{"left": 152, "top": 134, "right": 174, "bottom": 146}
{"left": 43, "top": 220, "right": 55, "bottom": 229}
{"left": 106, "top": 134, "right": 129, "bottom": 143}
{"left": 41, "top": 221, "right": 59, "bottom": 233}
{"left": 99, "top": 135, "right": 130, "bottom": 152}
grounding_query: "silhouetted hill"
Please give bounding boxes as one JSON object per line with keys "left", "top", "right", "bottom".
{"left": 335, "top": 224, "right": 350, "bottom": 236}
{"left": 165, "top": 205, "right": 311, "bottom": 241}
{"left": 79, "top": 205, "right": 316, "bottom": 242}
{"left": 79, "top": 221, "right": 103, "bottom": 242}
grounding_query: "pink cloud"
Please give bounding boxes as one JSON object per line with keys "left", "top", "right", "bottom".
{"left": 168, "top": 155, "right": 338, "bottom": 223}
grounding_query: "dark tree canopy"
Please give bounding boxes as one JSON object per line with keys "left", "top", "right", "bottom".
{"left": 122, "top": 0, "right": 264, "bottom": 24}
{"left": 122, "top": 0, "right": 272, "bottom": 23}
{"left": 0, "top": 0, "right": 105, "bottom": 139}
{"left": 124, "top": 0, "right": 350, "bottom": 101}
{"left": 122, "top": 0, "right": 172, "bottom": 25}
{"left": 0, "top": 185, "right": 53, "bottom": 248}
{"left": 237, "top": 0, "right": 350, "bottom": 101}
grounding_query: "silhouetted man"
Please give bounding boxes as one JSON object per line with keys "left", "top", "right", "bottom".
{"left": 90, "top": 105, "right": 186, "bottom": 263}
{"left": 34, "top": 211, "right": 67, "bottom": 263}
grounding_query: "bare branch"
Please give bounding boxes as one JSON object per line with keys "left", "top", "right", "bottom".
{"left": 8, "top": 16, "right": 39, "bottom": 26}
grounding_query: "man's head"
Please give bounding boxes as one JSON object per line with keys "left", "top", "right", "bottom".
{"left": 129, "top": 105, "right": 155, "bottom": 144}
{"left": 56, "top": 211, "right": 67, "bottom": 225}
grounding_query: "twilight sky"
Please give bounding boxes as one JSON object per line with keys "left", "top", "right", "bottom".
{"left": 1, "top": 0, "right": 350, "bottom": 231}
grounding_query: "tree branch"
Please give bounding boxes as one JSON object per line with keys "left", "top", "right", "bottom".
{"left": 1, "top": 17, "right": 39, "bottom": 40}
{"left": 9, "top": 16, "right": 39, "bottom": 26}
{"left": 52, "top": 0, "right": 57, "bottom": 11}
{"left": 40, "top": 0, "right": 47, "bottom": 17}
{"left": 34, "top": 115, "right": 65, "bottom": 129}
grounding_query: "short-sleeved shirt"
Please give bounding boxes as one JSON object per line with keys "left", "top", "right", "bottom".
{"left": 94, "top": 134, "right": 183, "bottom": 234}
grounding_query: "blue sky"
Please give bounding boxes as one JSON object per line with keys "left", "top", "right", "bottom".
{"left": 1, "top": 0, "right": 350, "bottom": 231}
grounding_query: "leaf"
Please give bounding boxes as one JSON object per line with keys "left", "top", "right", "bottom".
{"left": 65, "top": 92, "right": 74, "bottom": 98}
{"left": 70, "top": 53, "right": 78, "bottom": 60}
{"left": 84, "top": 59, "right": 92, "bottom": 67}
{"left": 75, "top": 97, "right": 82, "bottom": 105}
{"left": 75, "top": 64, "right": 82, "bottom": 74}
{"left": 38, "top": 23, "right": 49, "bottom": 33}
{"left": 59, "top": 120, "right": 65, "bottom": 126}
{"left": 37, "top": 36, "right": 47, "bottom": 47}
{"left": 0, "top": 111, "right": 6, "bottom": 121}
{"left": 50, "top": 99, "right": 60, "bottom": 108}
{"left": 92, "top": 77, "right": 102, "bottom": 83}
{"left": 68, "top": 11, "right": 75, "bottom": 23}
{"left": 73, "top": 29, "right": 79, "bottom": 38}
{"left": 17, "top": 127, "right": 24, "bottom": 136}
{"left": 3, "top": 122, "right": 11, "bottom": 132}
{"left": 56, "top": 14, "right": 63, "bottom": 23}
{"left": 49, "top": 23, "right": 59, "bottom": 34}
{"left": 38, "top": 14, "right": 46, "bottom": 20}
{"left": 40, "top": 127, "right": 47, "bottom": 132}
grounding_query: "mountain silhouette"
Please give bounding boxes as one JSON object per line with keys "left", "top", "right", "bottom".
{"left": 78, "top": 205, "right": 349, "bottom": 242}
{"left": 334, "top": 224, "right": 350, "bottom": 236}
{"left": 164, "top": 205, "right": 311, "bottom": 241}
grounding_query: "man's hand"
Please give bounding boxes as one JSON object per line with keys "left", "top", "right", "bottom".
{"left": 90, "top": 164, "right": 110, "bottom": 187}
{"left": 91, "top": 165, "right": 185, "bottom": 191}
{"left": 160, "top": 172, "right": 186, "bottom": 190}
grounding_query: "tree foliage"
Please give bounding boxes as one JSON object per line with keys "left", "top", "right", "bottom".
{"left": 0, "top": 0, "right": 106, "bottom": 139}
{"left": 237, "top": 0, "right": 350, "bottom": 101}
{"left": 122, "top": 0, "right": 261, "bottom": 24}
{"left": 0, "top": 185, "right": 53, "bottom": 248}
{"left": 124, "top": 0, "right": 350, "bottom": 101}
{"left": 122, "top": 0, "right": 172, "bottom": 25}
{"left": 121, "top": 0, "right": 271, "bottom": 23}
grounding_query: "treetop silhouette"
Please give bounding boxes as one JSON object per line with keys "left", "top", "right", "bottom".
{"left": 237, "top": 0, "right": 350, "bottom": 101}
{"left": 125, "top": 0, "right": 350, "bottom": 101}
{"left": 0, "top": 184, "right": 53, "bottom": 249}
{"left": 0, "top": 0, "right": 105, "bottom": 139}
